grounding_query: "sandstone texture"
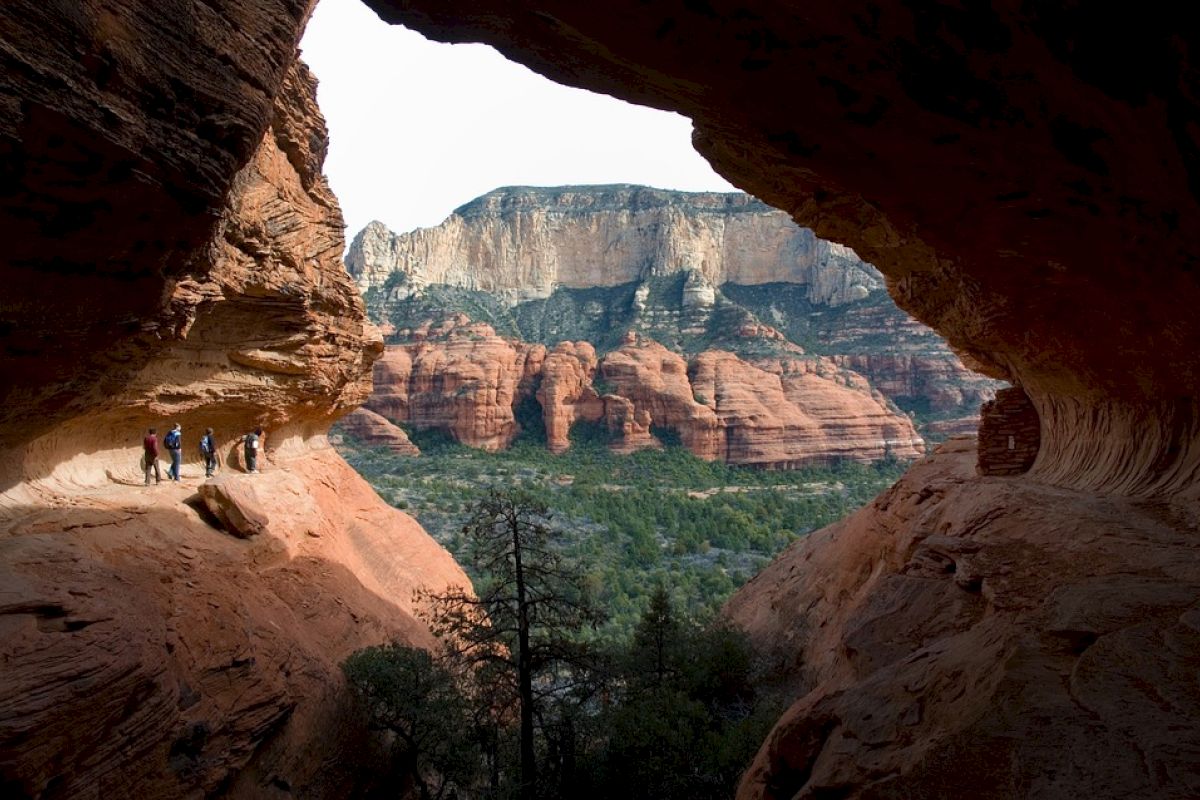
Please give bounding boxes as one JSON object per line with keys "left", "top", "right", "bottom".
{"left": 369, "top": 1, "right": 1200, "bottom": 497}
{"left": 361, "top": 3, "right": 1200, "bottom": 798}
{"left": 337, "top": 407, "right": 421, "bottom": 456}
{"left": 536, "top": 342, "right": 604, "bottom": 454}
{"left": 692, "top": 350, "right": 926, "bottom": 466}
{"left": 0, "top": 0, "right": 316, "bottom": 457}
{"left": 366, "top": 319, "right": 545, "bottom": 452}
{"left": 368, "top": 328, "right": 924, "bottom": 468}
{"left": 348, "top": 186, "right": 880, "bottom": 306}
{"left": 354, "top": 187, "right": 999, "bottom": 431}
{"left": 0, "top": 13, "right": 467, "bottom": 795}
{"left": 0, "top": 448, "right": 467, "bottom": 799}
{"left": 3, "top": 55, "right": 381, "bottom": 505}
{"left": 726, "top": 437, "right": 1200, "bottom": 799}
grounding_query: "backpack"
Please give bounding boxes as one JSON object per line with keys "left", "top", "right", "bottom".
{"left": 164, "top": 430, "right": 181, "bottom": 450}
{"left": 199, "top": 435, "right": 213, "bottom": 455}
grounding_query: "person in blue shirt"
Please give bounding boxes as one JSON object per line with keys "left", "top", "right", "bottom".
{"left": 164, "top": 423, "right": 183, "bottom": 481}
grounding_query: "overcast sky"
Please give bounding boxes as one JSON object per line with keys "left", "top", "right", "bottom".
{"left": 300, "top": 0, "right": 736, "bottom": 240}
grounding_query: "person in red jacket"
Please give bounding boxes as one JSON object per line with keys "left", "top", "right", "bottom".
{"left": 143, "top": 427, "right": 161, "bottom": 485}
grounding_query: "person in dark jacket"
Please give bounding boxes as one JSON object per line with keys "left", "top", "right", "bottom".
{"left": 243, "top": 427, "right": 263, "bottom": 473}
{"left": 164, "top": 423, "right": 183, "bottom": 481}
{"left": 143, "top": 427, "right": 161, "bottom": 485}
{"left": 199, "top": 427, "right": 218, "bottom": 478}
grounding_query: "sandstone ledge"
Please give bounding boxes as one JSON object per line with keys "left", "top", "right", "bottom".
{"left": 0, "top": 445, "right": 467, "bottom": 798}
{"left": 726, "top": 437, "right": 1200, "bottom": 799}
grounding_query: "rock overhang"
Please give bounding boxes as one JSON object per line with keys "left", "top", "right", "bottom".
{"left": 361, "top": 0, "right": 1200, "bottom": 494}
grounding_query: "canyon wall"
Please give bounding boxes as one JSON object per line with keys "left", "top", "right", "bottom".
{"left": 352, "top": 188, "right": 1000, "bottom": 432}
{"left": 364, "top": 2, "right": 1200, "bottom": 798}
{"left": 348, "top": 186, "right": 880, "bottom": 305}
{"left": 368, "top": 1, "right": 1200, "bottom": 497}
{"left": 358, "top": 320, "right": 925, "bottom": 467}
{"left": 0, "top": 9, "right": 467, "bottom": 795}
{"left": 726, "top": 437, "right": 1200, "bottom": 799}
{"left": 0, "top": 0, "right": 313, "bottom": 459}
{"left": 6, "top": 1, "right": 1200, "bottom": 798}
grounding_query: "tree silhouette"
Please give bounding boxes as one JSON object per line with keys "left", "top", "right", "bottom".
{"left": 342, "top": 644, "right": 479, "bottom": 800}
{"left": 419, "top": 490, "right": 604, "bottom": 800}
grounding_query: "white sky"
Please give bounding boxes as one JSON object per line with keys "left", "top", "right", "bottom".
{"left": 299, "top": 0, "right": 736, "bottom": 240}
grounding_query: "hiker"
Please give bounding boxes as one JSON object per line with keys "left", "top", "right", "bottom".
{"left": 199, "top": 427, "right": 218, "bottom": 478}
{"left": 143, "top": 427, "right": 161, "bottom": 485}
{"left": 164, "top": 423, "right": 183, "bottom": 482}
{"left": 243, "top": 427, "right": 263, "bottom": 473}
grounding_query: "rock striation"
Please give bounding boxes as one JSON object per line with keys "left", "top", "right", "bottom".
{"left": 361, "top": 2, "right": 1200, "bottom": 798}
{"left": 338, "top": 407, "right": 421, "bottom": 456}
{"left": 352, "top": 189, "right": 1000, "bottom": 431}
{"left": 0, "top": 27, "right": 466, "bottom": 799}
{"left": 0, "top": 449, "right": 466, "bottom": 799}
{"left": 0, "top": 0, "right": 315, "bottom": 457}
{"left": 726, "top": 437, "right": 1200, "bottom": 799}
{"left": 536, "top": 342, "right": 604, "bottom": 454}
{"left": 9, "top": 1, "right": 1200, "bottom": 797}
{"left": 347, "top": 186, "right": 881, "bottom": 306}
{"left": 369, "top": 0, "right": 1200, "bottom": 497}
{"left": 366, "top": 323, "right": 924, "bottom": 467}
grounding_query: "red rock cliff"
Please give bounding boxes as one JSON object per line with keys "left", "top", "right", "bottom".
{"left": 365, "top": 326, "right": 924, "bottom": 467}
{"left": 8, "top": 1, "right": 1200, "bottom": 798}
{"left": 0, "top": 14, "right": 468, "bottom": 796}
{"left": 368, "top": 0, "right": 1200, "bottom": 497}
{"left": 360, "top": 2, "right": 1200, "bottom": 798}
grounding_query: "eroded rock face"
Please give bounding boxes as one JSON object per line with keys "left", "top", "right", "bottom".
{"left": 355, "top": 186, "right": 999, "bottom": 433}
{"left": 2, "top": 56, "right": 381, "bottom": 505}
{"left": 337, "top": 407, "right": 421, "bottom": 455}
{"left": 692, "top": 350, "right": 926, "bottom": 466}
{"left": 368, "top": 329, "right": 924, "bottom": 467}
{"left": 726, "top": 438, "right": 1200, "bottom": 799}
{"left": 0, "top": 20, "right": 465, "bottom": 796}
{"left": 0, "top": 0, "right": 316, "bottom": 456}
{"left": 366, "top": 320, "right": 546, "bottom": 451}
{"left": 367, "top": 0, "right": 1200, "bottom": 495}
{"left": 0, "top": 448, "right": 467, "bottom": 799}
{"left": 536, "top": 342, "right": 604, "bottom": 454}
{"left": 348, "top": 186, "right": 881, "bottom": 306}
{"left": 598, "top": 337, "right": 723, "bottom": 458}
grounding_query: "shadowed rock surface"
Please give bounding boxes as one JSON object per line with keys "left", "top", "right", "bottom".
{"left": 4, "top": 0, "right": 1200, "bottom": 797}
{"left": 361, "top": 2, "right": 1200, "bottom": 798}
{"left": 0, "top": 7, "right": 466, "bottom": 795}
{"left": 727, "top": 438, "right": 1200, "bottom": 799}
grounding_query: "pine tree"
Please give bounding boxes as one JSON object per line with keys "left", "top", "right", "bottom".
{"left": 419, "top": 490, "right": 604, "bottom": 800}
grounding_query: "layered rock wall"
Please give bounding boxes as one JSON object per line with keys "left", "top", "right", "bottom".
{"left": 725, "top": 438, "right": 1200, "bottom": 799}
{"left": 347, "top": 186, "right": 881, "bottom": 305}
{"left": 338, "top": 407, "right": 421, "bottom": 456}
{"left": 362, "top": 2, "right": 1200, "bottom": 798}
{"left": 0, "top": 0, "right": 316, "bottom": 458}
{"left": 368, "top": 0, "right": 1200, "bottom": 497}
{"left": 365, "top": 324, "right": 924, "bottom": 467}
{"left": 2, "top": 56, "right": 380, "bottom": 505}
{"left": 0, "top": 14, "right": 467, "bottom": 795}
{"left": 353, "top": 188, "right": 999, "bottom": 428}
